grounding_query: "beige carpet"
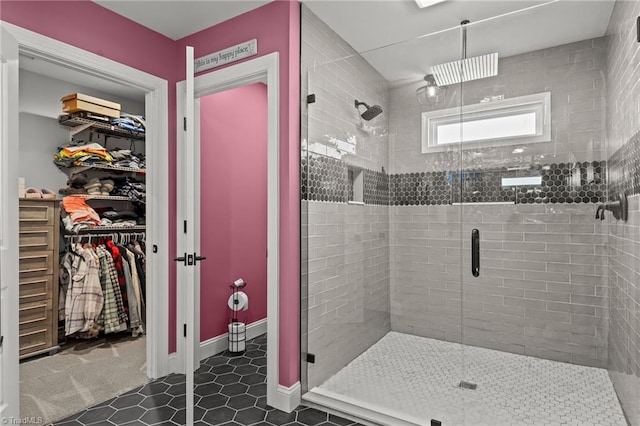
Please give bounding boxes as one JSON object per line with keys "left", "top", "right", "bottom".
{"left": 20, "top": 335, "right": 148, "bottom": 425}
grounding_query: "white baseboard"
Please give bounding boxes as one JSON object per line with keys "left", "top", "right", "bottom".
{"left": 273, "top": 382, "right": 301, "bottom": 413}
{"left": 199, "top": 318, "right": 267, "bottom": 361}
{"left": 167, "top": 352, "right": 180, "bottom": 374}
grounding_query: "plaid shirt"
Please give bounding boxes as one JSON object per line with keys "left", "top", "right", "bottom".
{"left": 96, "top": 246, "right": 125, "bottom": 333}
{"left": 65, "top": 244, "right": 104, "bottom": 336}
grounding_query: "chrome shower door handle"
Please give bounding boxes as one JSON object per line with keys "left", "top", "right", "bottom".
{"left": 471, "top": 229, "right": 480, "bottom": 277}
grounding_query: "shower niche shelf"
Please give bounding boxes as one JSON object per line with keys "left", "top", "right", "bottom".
{"left": 347, "top": 165, "right": 364, "bottom": 204}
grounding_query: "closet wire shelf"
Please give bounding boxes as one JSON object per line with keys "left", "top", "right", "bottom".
{"left": 58, "top": 114, "right": 145, "bottom": 141}
{"left": 59, "top": 163, "right": 146, "bottom": 175}
{"left": 74, "top": 194, "right": 134, "bottom": 201}
{"left": 64, "top": 225, "right": 146, "bottom": 235}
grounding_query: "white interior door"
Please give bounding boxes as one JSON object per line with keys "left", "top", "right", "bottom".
{"left": 177, "top": 45, "right": 204, "bottom": 426}
{"left": 0, "top": 25, "right": 20, "bottom": 421}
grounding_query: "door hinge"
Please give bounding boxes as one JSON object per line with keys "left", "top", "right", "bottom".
{"left": 0, "top": 335, "right": 3, "bottom": 348}
{"left": 183, "top": 117, "right": 187, "bottom": 131}
{"left": 184, "top": 220, "right": 187, "bottom": 234}
{"left": 183, "top": 324, "right": 187, "bottom": 337}
{"left": 306, "top": 353, "right": 316, "bottom": 363}
{"left": 306, "top": 94, "right": 316, "bottom": 104}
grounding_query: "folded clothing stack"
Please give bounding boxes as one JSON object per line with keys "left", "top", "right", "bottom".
{"left": 61, "top": 196, "right": 101, "bottom": 233}
{"left": 111, "top": 114, "right": 145, "bottom": 134}
{"left": 109, "top": 148, "right": 145, "bottom": 170}
{"left": 97, "top": 209, "right": 144, "bottom": 227}
{"left": 54, "top": 142, "right": 113, "bottom": 168}
{"left": 53, "top": 143, "right": 145, "bottom": 171}
{"left": 111, "top": 178, "right": 146, "bottom": 204}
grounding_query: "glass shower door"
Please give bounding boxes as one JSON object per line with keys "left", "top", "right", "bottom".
{"left": 302, "top": 58, "right": 393, "bottom": 399}
{"left": 458, "top": 6, "right": 615, "bottom": 424}
{"left": 301, "top": 18, "right": 467, "bottom": 423}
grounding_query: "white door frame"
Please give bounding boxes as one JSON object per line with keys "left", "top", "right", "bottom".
{"left": 0, "top": 21, "right": 170, "bottom": 383}
{"left": 0, "top": 25, "right": 20, "bottom": 421}
{"left": 176, "top": 52, "right": 287, "bottom": 410}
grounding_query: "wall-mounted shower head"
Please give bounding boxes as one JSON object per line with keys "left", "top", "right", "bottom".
{"left": 355, "top": 99, "right": 383, "bottom": 121}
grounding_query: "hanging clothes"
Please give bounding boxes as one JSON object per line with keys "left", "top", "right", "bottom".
{"left": 105, "top": 240, "right": 130, "bottom": 322}
{"left": 60, "top": 236, "right": 146, "bottom": 339}
{"left": 63, "top": 243, "right": 104, "bottom": 337}
{"left": 123, "top": 247, "right": 144, "bottom": 335}
{"left": 96, "top": 245, "right": 128, "bottom": 333}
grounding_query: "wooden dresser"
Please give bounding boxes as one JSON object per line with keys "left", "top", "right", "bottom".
{"left": 18, "top": 199, "right": 60, "bottom": 359}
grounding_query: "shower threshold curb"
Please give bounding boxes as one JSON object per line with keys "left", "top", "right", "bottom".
{"left": 303, "top": 387, "right": 424, "bottom": 426}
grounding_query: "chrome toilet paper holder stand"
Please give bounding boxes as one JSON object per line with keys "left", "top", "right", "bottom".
{"left": 228, "top": 278, "right": 248, "bottom": 353}
{"left": 229, "top": 278, "right": 248, "bottom": 323}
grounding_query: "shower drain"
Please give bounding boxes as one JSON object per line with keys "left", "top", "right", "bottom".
{"left": 458, "top": 380, "right": 478, "bottom": 390}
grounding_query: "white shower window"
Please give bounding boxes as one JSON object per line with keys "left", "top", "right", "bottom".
{"left": 421, "top": 92, "right": 551, "bottom": 152}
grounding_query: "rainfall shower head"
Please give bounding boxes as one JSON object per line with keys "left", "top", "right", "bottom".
{"left": 431, "top": 52, "right": 499, "bottom": 86}
{"left": 355, "top": 100, "right": 383, "bottom": 121}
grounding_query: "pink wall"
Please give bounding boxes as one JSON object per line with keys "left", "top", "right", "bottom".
{"left": 2, "top": 0, "right": 301, "bottom": 388}
{"left": 0, "top": 1, "right": 178, "bottom": 80}
{"left": 177, "top": 0, "right": 301, "bottom": 387}
{"left": 199, "top": 84, "right": 268, "bottom": 340}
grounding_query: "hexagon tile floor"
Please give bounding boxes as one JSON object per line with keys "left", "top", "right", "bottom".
{"left": 52, "top": 335, "right": 361, "bottom": 426}
{"left": 314, "top": 332, "right": 627, "bottom": 426}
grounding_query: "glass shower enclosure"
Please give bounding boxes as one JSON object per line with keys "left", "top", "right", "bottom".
{"left": 301, "top": 1, "right": 630, "bottom": 424}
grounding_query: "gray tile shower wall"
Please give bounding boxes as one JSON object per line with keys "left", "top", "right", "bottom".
{"left": 390, "top": 203, "right": 609, "bottom": 367}
{"left": 605, "top": 1, "right": 640, "bottom": 424}
{"left": 301, "top": 5, "right": 391, "bottom": 391}
{"left": 389, "top": 37, "right": 607, "bottom": 174}
{"left": 306, "top": 202, "right": 390, "bottom": 389}
{"left": 608, "top": 130, "right": 640, "bottom": 198}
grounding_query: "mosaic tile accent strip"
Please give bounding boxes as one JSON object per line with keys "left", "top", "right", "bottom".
{"left": 389, "top": 161, "right": 606, "bottom": 205}
{"left": 363, "top": 168, "right": 389, "bottom": 205}
{"left": 315, "top": 332, "right": 626, "bottom": 426}
{"left": 54, "top": 335, "right": 363, "bottom": 426}
{"left": 608, "top": 129, "right": 640, "bottom": 197}
{"left": 302, "top": 153, "right": 389, "bottom": 205}
{"left": 302, "top": 153, "right": 606, "bottom": 206}
{"left": 302, "top": 153, "right": 349, "bottom": 203}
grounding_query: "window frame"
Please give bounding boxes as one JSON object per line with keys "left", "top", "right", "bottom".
{"left": 421, "top": 92, "right": 551, "bottom": 153}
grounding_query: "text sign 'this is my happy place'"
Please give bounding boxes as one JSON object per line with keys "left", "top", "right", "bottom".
{"left": 194, "top": 39, "right": 258, "bottom": 73}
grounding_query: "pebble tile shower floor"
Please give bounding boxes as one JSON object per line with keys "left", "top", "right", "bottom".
{"left": 53, "top": 335, "right": 362, "bottom": 426}
{"left": 314, "top": 332, "right": 627, "bottom": 426}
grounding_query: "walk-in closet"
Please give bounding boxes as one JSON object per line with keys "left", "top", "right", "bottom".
{"left": 17, "top": 58, "right": 150, "bottom": 424}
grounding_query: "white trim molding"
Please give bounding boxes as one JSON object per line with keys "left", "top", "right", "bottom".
{"left": 0, "top": 21, "right": 170, "bottom": 380}
{"left": 421, "top": 91, "right": 551, "bottom": 152}
{"left": 199, "top": 319, "right": 268, "bottom": 361}
{"left": 275, "top": 382, "right": 302, "bottom": 414}
{"left": 0, "top": 24, "right": 21, "bottom": 421}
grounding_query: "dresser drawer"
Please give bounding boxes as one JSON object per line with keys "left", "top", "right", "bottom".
{"left": 19, "top": 324, "right": 52, "bottom": 357}
{"left": 19, "top": 275, "right": 52, "bottom": 302}
{"left": 19, "top": 201, "right": 56, "bottom": 226}
{"left": 19, "top": 300, "right": 52, "bottom": 326}
{"left": 19, "top": 251, "right": 54, "bottom": 276}
{"left": 19, "top": 228, "right": 54, "bottom": 251}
